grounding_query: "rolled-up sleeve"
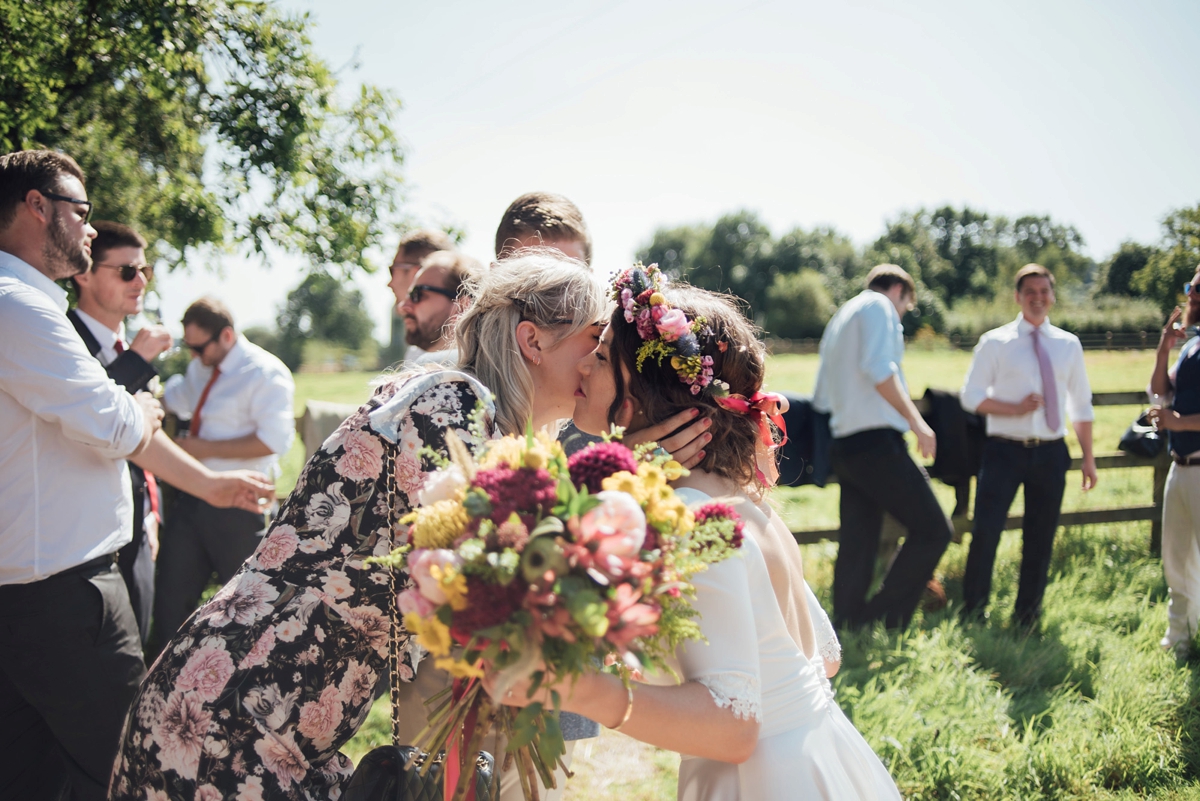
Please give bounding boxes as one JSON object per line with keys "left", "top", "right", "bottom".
{"left": 250, "top": 367, "right": 295, "bottom": 455}
{"left": 858, "top": 301, "right": 900, "bottom": 386}
{"left": 1064, "top": 340, "right": 1094, "bottom": 424}
{"left": 959, "top": 338, "right": 996, "bottom": 414}
{"left": 0, "top": 292, "right": 143, "bottom": 458}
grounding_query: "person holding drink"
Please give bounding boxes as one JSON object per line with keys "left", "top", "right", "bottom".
{"left": 1149, "top": 265, "right": 1200, "bottom": 657}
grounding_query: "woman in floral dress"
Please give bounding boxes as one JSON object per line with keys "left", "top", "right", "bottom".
{"left": 107, "top": 251, "right": 610, "bottom": 800}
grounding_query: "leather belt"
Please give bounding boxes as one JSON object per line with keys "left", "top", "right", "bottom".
{"left": 58, "top": 552, "right": 119, "bottom": 577}
{"left": 1173, "top": 451, "right": 1200, "bottom": 467}
{"left": 989, "top": 436, "right": 1064, "bottom": 449}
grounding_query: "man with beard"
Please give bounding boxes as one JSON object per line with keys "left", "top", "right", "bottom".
{"left": 387, "top": 229, "right": 457, "bottom": 363}
{"left": 0, "top": 149, "right": 274, "bottom": 801}
{"left": 1149, "top": 264, "right": 1200, "bottom": 657}
{"left": 68, "top": 220, "right": 173, "bottom": 645}
{"left": 398, "top": 250, "right": 480, "bottom": 366}
{"left": 960, "top": 263, "right": 1097, "bottom": 627}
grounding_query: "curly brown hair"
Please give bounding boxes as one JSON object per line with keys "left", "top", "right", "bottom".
{"left": 606, "top": 284, "right": 775, "bottom": 490}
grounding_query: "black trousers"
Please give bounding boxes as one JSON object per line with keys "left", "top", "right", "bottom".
{"left": 151, "top": 493, "right": 266, "bottom": 654}
{"left": 831, "top": 428, "right": 953, "bottom": 629}
{"left": 116, "top": 525, "right": 155, "bottom": 647}
{"left": 963, "top": 437, "right": 1070, "bottom": 624}
{"left": 0, "top": 558, "right": 146, "bottom": 801}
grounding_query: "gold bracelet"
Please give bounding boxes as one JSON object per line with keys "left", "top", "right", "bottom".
{"left": 610, "top": 683, "right": 634, "bottom": 731}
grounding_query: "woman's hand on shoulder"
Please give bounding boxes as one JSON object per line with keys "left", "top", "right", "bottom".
{"left": 619, "top": 402, "right": 712, "bottom": 469}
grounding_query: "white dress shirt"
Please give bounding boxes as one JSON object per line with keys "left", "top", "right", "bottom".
{"left": 813, "top": 290, "right": 910, "bottom": 438}
{"left": 74, "top": 308, "right": 127, "bottom": 366}
{"left": 163, "top": 336, "right": 295, "bottom": 476}
{"left": 960, "top": 314, "right": 1094, "bottom": 439}
{"left": 0, "top": 251, "right": 145, "bottom": 584}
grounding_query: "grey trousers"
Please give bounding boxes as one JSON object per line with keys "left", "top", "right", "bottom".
{"left": 0, "top": 558, "right": 146, "bottom": 801}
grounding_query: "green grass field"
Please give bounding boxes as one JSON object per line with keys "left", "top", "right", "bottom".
{"left": 290, "top": 349, "right": 1200, "bottom": 800}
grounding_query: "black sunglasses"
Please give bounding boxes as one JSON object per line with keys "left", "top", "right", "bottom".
{"left": 94, "top": 261, "right": 154, "bottom": 283}
{"left": 408, "top": 284, "right": 458, "bottom": 304}
{"left": 40, "top": 190, "right": 93, "bottom": 223}
{"left": 185, "top": 332, "right": 221, "bottom": 354}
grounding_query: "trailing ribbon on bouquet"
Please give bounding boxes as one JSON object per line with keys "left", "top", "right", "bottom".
{"left": 713, "top": 391, "right": 790, "bottom": 486}
{"left": 445, "top": 678, "right": 481, "bottom": 801}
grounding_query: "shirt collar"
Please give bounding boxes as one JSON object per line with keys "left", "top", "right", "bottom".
{"left": 216, "top": 335, "right": 248, "bottom": 372}
{"left": 1015, "top": 313, "right": 1052, "bottom": 335}
{"left": 73, "top": 308, "right": 124, "bottom": 350}
{"left": 0, "top": 250, "right": 69, "bottom": 312}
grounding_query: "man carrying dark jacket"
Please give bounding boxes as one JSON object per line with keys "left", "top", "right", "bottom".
{"left": 68, "top": 220, "right": 172, "bottom": 643}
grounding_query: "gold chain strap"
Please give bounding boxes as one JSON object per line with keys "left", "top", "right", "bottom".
{"left": 383, "top": 444, "right": 402, "bottom": 746}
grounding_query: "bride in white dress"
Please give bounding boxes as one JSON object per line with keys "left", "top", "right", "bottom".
{"left": 488, "top": 276, "right": 901, "bottom": 799}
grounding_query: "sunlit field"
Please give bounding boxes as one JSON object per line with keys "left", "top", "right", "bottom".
{"left": 292, "top": 348, "right": 1200, "bottom": 799}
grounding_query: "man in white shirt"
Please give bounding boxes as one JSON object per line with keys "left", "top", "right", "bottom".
{"left": 399, "top": 250, "right": 481, "bottom": 368}
{"left": 813, "top": 264, "right": 952, "bottom": 629}
{"left": 960, "top": 263, "right": 1097, "bottom": 626}
{"left": 387, "top": 229, "right": 457, "bottom": 364}
{"left": 67, "top": 220, "right": 173, "bottom": 645}
{"left": 154, "top": 297, "right": 295, "bottom": 651}
{"left": 0, "top": 150, "right": 273, "bottom": 801}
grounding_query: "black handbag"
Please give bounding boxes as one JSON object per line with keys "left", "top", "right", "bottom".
{"left": 343, "top": 447, "right": 499, "bottom": 801}
{"left": 343, "top": 746, "right": 497, "bottom": 801}
{"left": 1118, "top": 410, "right": 1163, "bottom": 459}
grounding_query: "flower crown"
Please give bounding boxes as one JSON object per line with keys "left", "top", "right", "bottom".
{"left": 612, "top": 263, "right": 730, "bottom": 397}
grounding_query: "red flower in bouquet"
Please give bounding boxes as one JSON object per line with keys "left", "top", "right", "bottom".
{"left": 450, "top": 575, "right": 528, "bottom": 642}
{"left": 472, "top": 466, "right": 558, "bottom": 526}
{"left": 567, "top": 442, "right": 639, "bottom": 494}
{"left": 694, "top": 501, "right": 745, "bottom": 549}
{"left": 604, "top": 583, "right": 661, "bottom": 648}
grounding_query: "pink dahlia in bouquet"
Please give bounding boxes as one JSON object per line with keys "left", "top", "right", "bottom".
{"left": 372, "top": 428, "right": 744, "bottom": 801}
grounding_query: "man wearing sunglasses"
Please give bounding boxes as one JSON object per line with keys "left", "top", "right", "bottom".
{"left": 0, "top": 149, "right": 275, "bottom": 801}
{"left": 155, "top": 297, "right": 295, "bottom": 655}
{"left": 66, "top": 221, "right": 174, "bottom": 647}
{"left": 399, "top": 250, "right": 481, "bottom": 366}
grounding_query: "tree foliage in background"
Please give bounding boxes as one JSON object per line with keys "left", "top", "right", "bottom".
{"left": 1131, "top": 204, "right": 1200, "bottom": 313}
{"left": 274, "top": 272, "right": 374, "bottom": 369}
{"left": 0, "top": 0, "right": 404, "bottom": 269}
{"left": 1101, "top": 241, "right": 1158, "bottom": 297}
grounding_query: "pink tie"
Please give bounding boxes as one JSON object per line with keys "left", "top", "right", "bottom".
{"left": 1030, "top": 328, "right": 1060, "bottom": 431}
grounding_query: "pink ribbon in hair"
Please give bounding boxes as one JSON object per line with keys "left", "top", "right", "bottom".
{"left": 713, "top": 391, "right": 790, "bottom": 486}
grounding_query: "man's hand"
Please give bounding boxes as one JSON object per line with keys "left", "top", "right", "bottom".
{"left": 1081, "top": 455, "right": 1098, "bottom": 492}
{"left": 913, "top": 419, "right": 937, "bottom": 460}
{"left": 619, "top": 402, "right": 711, "bottom": 469}
{"left": 200, "top": 470, "right": 275, "bottom": 514}
{"left": 135, "top": 391, "right": 164, "bottom": 436}
{"left": 1159, "top": 307, "right": 1186, "bottom": 353}
{"left": 130, "top": 325, "right": 174, "bottom": 362}
{"left": 1150, "top": 407, "right": 1183, "bottom": 431}
{"left": 1015, "top": 393, "right": 1044, "bottom": 414}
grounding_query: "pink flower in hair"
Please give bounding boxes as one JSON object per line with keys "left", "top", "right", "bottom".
{"left": 656, "top": 308, "right": 691, "bottom": 342}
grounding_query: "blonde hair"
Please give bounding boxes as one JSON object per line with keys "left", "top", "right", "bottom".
{"left": 455, "top": 249, "right": 605, "bottom": 436}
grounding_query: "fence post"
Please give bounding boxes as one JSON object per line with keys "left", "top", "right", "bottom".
{"left": 1151, "top": 450, "right": 1171, "bottom": 555}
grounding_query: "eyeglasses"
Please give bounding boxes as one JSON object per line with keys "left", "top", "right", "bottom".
{"left": 39, "top": 190, "right": 93, "bottom": 223}
{"left": 407, "top": 284, "right": 458, "bottom": 304}
{"left": 94, "top": 262, "right": 154, "bottom": 283}
{"left": 1186, "top": 282, "right": 1194, "bottom": 296}
{"left": 185, "top": 332, "right": 221, "bottom": 355}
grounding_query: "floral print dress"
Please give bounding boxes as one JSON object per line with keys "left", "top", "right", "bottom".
{"left": 109, "top": 373, "right": 492, "bottom": 801}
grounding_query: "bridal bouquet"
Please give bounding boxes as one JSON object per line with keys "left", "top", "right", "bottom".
{"left": 374, "top": 426, "right": 744, "bottom": 801}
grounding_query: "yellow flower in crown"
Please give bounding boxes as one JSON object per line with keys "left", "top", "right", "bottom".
{"left": 430, "top": 562, "right": 469, "bottom": 611}
{"left": 403, "top": 611, "right": 452, "bottom": 657}
{"left": 435, "top": 657, "right": 486, "bottom": 679}
{"left": 404, "top": 499, "right": 470, "bottom": 550}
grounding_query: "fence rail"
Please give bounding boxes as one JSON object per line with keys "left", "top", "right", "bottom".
{"left": 790, "top": 390, "right": 1170, "bottom": 552}
{"left": 767, "top": 331, "right": 1168, "bottom": 355}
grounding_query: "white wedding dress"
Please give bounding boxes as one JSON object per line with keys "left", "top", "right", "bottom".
{"left": 670, "top": 489, "right": 901, "bottom": 800}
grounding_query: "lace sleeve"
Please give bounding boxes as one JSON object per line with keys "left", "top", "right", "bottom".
{"left": 805, "top": 581, "right": 841, "bottom": 666}
{"left": 694, "top": 672, "right": 762, "bottom": 722}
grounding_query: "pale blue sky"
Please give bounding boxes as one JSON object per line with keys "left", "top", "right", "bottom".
{"left": 156, "top": 0, "right": 1200, "bottom": 339}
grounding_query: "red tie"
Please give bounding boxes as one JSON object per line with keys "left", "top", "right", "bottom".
{"left": 114, "top": 340, "right": 125, "bottom": 354}
{"left": 190, "top": 366, "right": 221, "bottom": 438}
{"left": 143, "top": 471, "right": 160, "bottom": 522}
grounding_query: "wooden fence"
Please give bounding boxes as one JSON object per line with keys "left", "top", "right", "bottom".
{"left": 791, "top": 390, "right": 1170, "bottom": 553}
{"left": 767, "top": 332, "right": 1166, "bottom": 355}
